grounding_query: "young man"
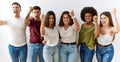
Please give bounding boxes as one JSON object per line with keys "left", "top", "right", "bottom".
{"left": 25, "top": 6, "right": 44, "bottom": 62}
{"left": 0, "top": 2, "right": 27, "bottom": 62}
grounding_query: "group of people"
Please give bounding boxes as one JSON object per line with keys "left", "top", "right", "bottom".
{"left": 0, "top": 2, "right": 120, "bottom": 62}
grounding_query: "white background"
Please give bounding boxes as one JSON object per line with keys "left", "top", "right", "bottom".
{"left": 0, "top": 0, "right": 120, "bottom": 62}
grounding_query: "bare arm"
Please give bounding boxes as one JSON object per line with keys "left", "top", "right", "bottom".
{"left": 93, "top": 15, "right": 100, "bottom": 38}
{"left": 69, "top": 10, "right": 80, "bottom": 32}
{"left": 0, "top": 20, "right": 6, "bottom": 26}
{"left": 111, "top": 8, "right": 119, "bottom": 33}
{"left": 24, "top": 7, "right": 33, "bottom": 26}
{"left": 40, "top": 14, "right": 45, "bottom": 35}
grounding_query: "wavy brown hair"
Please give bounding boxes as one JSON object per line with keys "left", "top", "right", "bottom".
{"left": 59, "top": 11, "right": 73, "bottom": 27}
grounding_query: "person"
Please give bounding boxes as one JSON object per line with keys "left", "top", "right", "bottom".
{"left": 58, "top": 10, "right": 80, "bottom": 62}
{"left": 40, "top": 11, "right": 59, "bottom": 62}
{"left": 96, "top": 8, "right": 119, "bottom": 62}
{"left": 0, "top": 2, "right": 27, "bottom": 62}
{"left": 24, "top": 6, "right": 44, "bottom": 62}
{"left": 78, "top": 7, "right": 99, "bottom": 62}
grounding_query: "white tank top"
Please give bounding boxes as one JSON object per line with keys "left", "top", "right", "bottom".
{"left": 97, "top": 33, "right": 113, "bottom": 45}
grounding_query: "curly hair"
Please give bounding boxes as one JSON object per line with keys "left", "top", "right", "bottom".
{"left": 80, "top": 7, "right": 97, "bottom": 22}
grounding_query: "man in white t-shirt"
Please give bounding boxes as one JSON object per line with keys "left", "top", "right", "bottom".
{"left": 0, "top": 2, "right": 27, "bottom": 62}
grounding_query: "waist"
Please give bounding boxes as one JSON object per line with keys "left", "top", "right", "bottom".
{"left": 97, "top": 43, "right": 112, "bottom": 47}
{"left": 61, "top": 42, "right": 76, "bottom": 45}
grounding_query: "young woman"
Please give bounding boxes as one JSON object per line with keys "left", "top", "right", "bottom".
{"left": 96, "top": 8, "right": 119, "bottom": 62}
{"left": 78, "top": 7, "right": 99, "bottom": 62}
{"left": 58, "top": 10, "right": 79, "bottom": 62}
{"left": 40, "top": 11, "right": 59, "bottom": 62}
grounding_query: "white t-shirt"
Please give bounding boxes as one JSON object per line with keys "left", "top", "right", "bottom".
{"left": 44, "top": 26, "right": 59, "bottom": 46}
{"left": 5, "top": 16, "right": 26, "bottom": 47}
{"left": 58, "top": 25, "right": 77, "bottom": 43}
{"left": 97, "top": 33, "right": 113, "bottom": 45}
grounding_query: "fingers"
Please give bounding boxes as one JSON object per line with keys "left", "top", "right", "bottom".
{"left": 42, "top": 40, "right": 46, "bottom": 45}
{"left": 40, "top": 14, "right": 45, "bottom": 22}
{"left": 29, "top": 7, "right": 34, "bottom": 12}
{"left": 69, "top": 10, "right": 74, "bottom": 17}
{"left": 93, "top": 15, "right": 98, "bottom": 23}
{"left": 112, "top": 8, "right": 117, "bottom": 15}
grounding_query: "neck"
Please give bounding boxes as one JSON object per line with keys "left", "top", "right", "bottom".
{"left": 85, "top": 22, "right": 92, "bottom": 25}
{"left": 102, "top": 25, "right": 110, "bottom": 29}
{"left": 34, "top": 17, "right": 40, "bottom": 21}
{"left": 49, "top": 24, "right": 54, "bottom": 29}
{"left": 14, "top": 13, "right": 20, "bottom": 18}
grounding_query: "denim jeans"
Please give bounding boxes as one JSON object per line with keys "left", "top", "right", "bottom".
{"left": 59, "top": 44, "right": 78, "bottom": 62}
{"left": 29, "top": 43, "right": 44, "bottom": 62}
{"left": 80, "top": 44, "right": 94, "bottom": 62}
{"left": 43, "top": 45, "right": 59, "bottom": 62}
{"left": 96, "top": 44, "right": 114, "bottom": 62}
{"left": 8, "top": 44, "right": 27, "bottom": 62}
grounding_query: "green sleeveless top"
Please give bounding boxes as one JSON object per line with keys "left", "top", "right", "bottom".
{"left": 78, "top": 23, "right": 95, "bottom": 50}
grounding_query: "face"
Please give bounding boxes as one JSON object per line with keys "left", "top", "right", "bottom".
{"left": 63, "top": 14, "right": 70, "bottom": 25}
{"left": 32, "top": 9, "right": 41, "bottom": 18}
{"left": 49, "top": 15, "right": 54, "bottom": 25}
{"left": 12, "top": 4, "right": 21, "bottom": 14}
{"left": 84, "top": 13, "right": 92, "bottom": 23}
{"left": 100, "top": 14, "right": 109, "bottom": 27}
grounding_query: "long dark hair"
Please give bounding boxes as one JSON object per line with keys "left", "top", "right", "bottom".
{"left": 45, "top": 11, "right": 56, "bottom": 28}
{"left": 59, "top": 11, "right": 73, "bottom": 27}
{"left": 100, "top": 11, "right": 113, "bottom": 27}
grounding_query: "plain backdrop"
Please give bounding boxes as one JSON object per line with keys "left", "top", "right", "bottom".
{"left": 0, "top": 0, "right": 120, "bottom": 62}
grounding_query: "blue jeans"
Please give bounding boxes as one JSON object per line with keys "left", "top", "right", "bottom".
{"left": 8, "top": 44, "right": 27, "bottom": 62}
{"left": 96, "top": 44, "right": 114, "bottom": 62}
{"left": 80, "top": 44, "right": 94, "bottom": 62}
{"left": 43, "top": 45, "right": 59, "bottom": 62}
{"left": 29, "top": 43, "right": 44, "bottom": 62}
{"left": 59, "top": 44, "right": 78, "bottom": 62}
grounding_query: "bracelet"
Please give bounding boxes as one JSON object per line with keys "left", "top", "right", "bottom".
{"left": 72, "top": 16, "right": 75, "bottom": 19}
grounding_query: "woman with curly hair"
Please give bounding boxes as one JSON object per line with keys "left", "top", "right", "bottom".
{"left": 78, "top": 7, "right": 99, "bottom": 62}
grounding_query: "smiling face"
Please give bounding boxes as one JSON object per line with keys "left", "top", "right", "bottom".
{"left": 84, "top": 13, "right": 92, "bottom": 23}
{"left": 100, "top": 12, "right": 113, "bottom": 27}
{"left": 63, "top": 14, "right": 70, "bottom": 26}
{"left": 100, "top": 14, "right": 109, "bottom": 27}
{"left": 49, "top": 15, "right": 54, "bottom": 25}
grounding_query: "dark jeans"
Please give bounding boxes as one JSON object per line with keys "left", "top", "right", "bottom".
{"left": 80, "top": 44, "right": 94, "bottom": 62}
{"left": 96, "top": 44, "right": 114, "bottom": 62}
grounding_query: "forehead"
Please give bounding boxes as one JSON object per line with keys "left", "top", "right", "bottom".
{"left": 12, "top": 4, "right": 21, "bottom": 8}
{"left": 101, "top": 14, "right": 108, "bottom": 18}
{"left": 85, "top": 13, "right": 92, "bottom": 16}
{"left": 33, "top": 9, "right": 40, "bottom": 12}
{"left": 49, "top": 15, "right": 54, "bottom": 18}
{"left": 63, "top": 14, "right": 69, "bottom": 17}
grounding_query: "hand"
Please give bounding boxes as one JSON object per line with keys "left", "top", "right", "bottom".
{"left": 69, "top": 10, "right": 74, "bottom": 17}
{"left": 42, "top": 40, "right": 46, "bottom": 45}
{"left": 93, "top": 15, "right": 98, "bottom": 23}
{"left": 40, "top": 14, "right": 45, "bottom": 22}
{"left": 112, "top": 8, "right": 117, "bottom": 15}
{"left": 29, "top": 7, "right": 34, "bottom": 13}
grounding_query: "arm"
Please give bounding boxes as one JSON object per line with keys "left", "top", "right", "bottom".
{"left": 69, "top": 10, "right": 80, "bottom": 32}
{"left": 111, "top": 8, "right": 119, "bottom": 33}
{"left": 40, "top": 14, "right": 45, "bottom": 35}
{"left": 0, "top": 20, "right": 6, "bottom": 26}
{"left": 93, "top": 15, "right": 100, "bottom": 38}
{"left": 24, "top": 7, "right": 33, "bottom": 26}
